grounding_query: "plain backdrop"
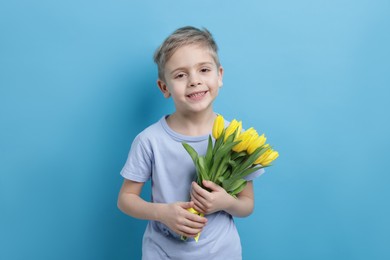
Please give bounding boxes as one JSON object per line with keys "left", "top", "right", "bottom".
{"left": 1, "top": 0, "right": 389, "bottom": 259}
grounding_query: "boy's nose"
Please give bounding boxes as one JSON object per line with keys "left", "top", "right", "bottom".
{"left": 189, "top": 82, "right": 201, "bottom": 87}
{"left": 188, "top": 75, "right": 202, "bottom": 87}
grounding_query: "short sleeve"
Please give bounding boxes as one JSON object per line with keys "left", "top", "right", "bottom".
{"left": 120, "top": 135, "right": 153, "bottom": 182}
{"left": 244, "top": 167, "right": 265, "bottom": 181}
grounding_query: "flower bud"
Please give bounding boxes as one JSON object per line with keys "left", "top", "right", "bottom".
{"left": 233, "top": 127, "right": 256, "bottom": 152}
{"left": 212, "top": 115, "right": 225, "bottom": 140}
{"left": 224, "top": 120, "right": 242, "bottom": 142}
{"left": 254, "top": 149, "right": 279, "bottom": 166}
{"left": 247, "top": 134, "right": 266, "bottom": 154}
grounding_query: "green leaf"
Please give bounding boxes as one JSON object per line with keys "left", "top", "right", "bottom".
{"left": 224, "top": 133, "right": 235, "bottom": 144}
{"left": 215, "top": 141, "right": 240, "bottom": 160}
{"left": 213, "top": 130, "right": 225, "bottom": 154}
{"left": 224, "top": 179, "right": 247, "bottom": 192}
{"left": 228, "top": 159, "right": 237, "bottom": 168}
{"left": 213, "top": 154, "right": 231, "bottom": 183}
{"left": 234, "top": 166, "right": 262, "bottom": 180}
{"left": 208, "top": 140, "right": 240, "bottom": 183}
{"left": 205, "top": 135, "right": 213, "bottom": 169}
{"left": 182, "top": 142, "right": 198, "bottom": 164}
{"left": 217, "top": 176, "right": 225, "bottom": 184}
{"left": 221, "top": 168, "right": 232, "bottom": 179}
{"left": 231, "top": 151, "right": 247, "bottom": 160}
{"left": 232, "top": 146, "right": 269, "bottom": 175}
{"left": 230, "top": 180, "right": 248, "bottom": 196}
{"left": 196, "top": 156, "right": 209, "bottom": 182}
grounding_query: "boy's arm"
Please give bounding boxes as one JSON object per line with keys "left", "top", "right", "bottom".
{"left": 191, "top": 180, "right": 255, "bottom": 217}
{"left": 117, "top": 179, "right": 207, "bottom": 237}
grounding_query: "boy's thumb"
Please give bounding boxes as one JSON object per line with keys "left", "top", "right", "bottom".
{"left": 203, "top": 180, "right": 222, "bottom": 192}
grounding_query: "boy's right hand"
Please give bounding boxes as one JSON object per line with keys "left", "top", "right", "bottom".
{"left": 158, "top": 201, "right": 207, "bottom": 238}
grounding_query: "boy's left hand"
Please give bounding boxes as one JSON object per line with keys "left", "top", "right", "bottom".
{"left": 191, "top": 180, "right": 234, "bottom": 215}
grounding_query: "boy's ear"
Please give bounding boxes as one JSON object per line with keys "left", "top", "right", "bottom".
{"left": 157, "top": 79, "right": 171, "bottom": 98}
{"left": 218, "top": 66, "right": 224, "bottom": 88}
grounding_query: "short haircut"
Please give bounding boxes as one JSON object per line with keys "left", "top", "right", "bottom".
{"left": 154, "top": 26, "right": 220, "bottom": 81}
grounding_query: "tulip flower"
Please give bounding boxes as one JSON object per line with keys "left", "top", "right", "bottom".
{"left": 224, "top": 120, "right": 242, "bottom": 142}
{"left": 253, "top": 149, "right": 271, "bottom": 165}
{"left": 247, "top": 134, "right": 266, "bottom": 154}
{"left": 212, "top": 114, "right": 225, "bottom": 140}
{"left": 254, "top": 149, "right": 279, "bottom": 166}
{"left": 233, "top": 127, "right": 257, "bottom": 152}
{"left": 261, "top": 150, "right": 279, "bottom": 166}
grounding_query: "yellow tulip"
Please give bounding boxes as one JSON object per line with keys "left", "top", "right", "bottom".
{"left": 233, "top": 127, "right": 256, "bottom": 152}
{"left": 254, "top": 149, "right": 279, "bottom": 166}
{"left": 261, "top": 150, "right": 279, "bottom": 166}
{"left": 253, "top": 149, "right": 272, "bottom": 165}
{"left": 247, "top": 134, "right": 266, "bottom": 154}
{"left": 224, "top": 120, "right": 242, "bottom": 142}
{"left": 212, "top": 114, "right": 225, "bottom": 140}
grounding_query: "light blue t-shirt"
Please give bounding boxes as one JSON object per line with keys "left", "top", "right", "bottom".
{"left": 120, "top": 115, "right": 264, "bottom": 260}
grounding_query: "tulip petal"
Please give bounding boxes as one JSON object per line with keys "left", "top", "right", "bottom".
{"left": 212, "top": 115, "right": 225, "bottom": 140}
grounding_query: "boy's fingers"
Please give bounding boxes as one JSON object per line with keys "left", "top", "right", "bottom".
{"left": 192, "top": 182, "right": 206, "bottom": 194}
{"left": 191, "top": 191, "right": 208, "bottom": 208}
{"left": 177, "top": 201, "right": 194, "bottom": 209}
{"left": 190, "top": 193, "right": 206, "bottom": 213}
{"left": 185, "top": 210, "right": 207, "bottom": 223}
{"left": 202, "top": 180, "right": 223, "bottom": 192}
{"left": 192, "top": 182, "right": 209, "bottom": 200}
{"left": 182, "top": 218, "right": 205, "bottom": 229}
{"left": 179, "top": 226, "right": 202, "bottom": 237}
{"left": 192, "top": 200, "right": 206, "bottom": 214}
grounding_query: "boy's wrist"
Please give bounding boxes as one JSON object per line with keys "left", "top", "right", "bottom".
{"left": 153, "top": 203, "right": 166, "bottom": 222}
{"left": 223, "top": 193, "right": 238, "bottom": 213}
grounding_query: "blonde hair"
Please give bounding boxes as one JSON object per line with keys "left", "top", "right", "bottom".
{"left": 154, "top": 26, "right": 220, "bottom": 81}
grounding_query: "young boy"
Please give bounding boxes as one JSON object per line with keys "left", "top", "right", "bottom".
{"left": 117, "top": 26, "right": 263, "bottom": 260}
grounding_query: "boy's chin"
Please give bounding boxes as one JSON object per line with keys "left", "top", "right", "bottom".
{"left": 184, "top": 104, "right": 215, "bottom": 115}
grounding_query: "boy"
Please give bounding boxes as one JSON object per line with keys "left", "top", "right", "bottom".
{"left": 117, "top": 26, "right": 263, "bottom": 260}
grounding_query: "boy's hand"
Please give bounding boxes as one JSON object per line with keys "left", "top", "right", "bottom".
{"left": 191, "top": 180, "right": 234, "bottom": 215}
{"left": 159, "top": 201, "right": 207, "bottom": 238}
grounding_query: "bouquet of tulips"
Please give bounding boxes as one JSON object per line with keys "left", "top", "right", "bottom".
{"left": 181, "top": 114, "right": 279, "bottom": 242}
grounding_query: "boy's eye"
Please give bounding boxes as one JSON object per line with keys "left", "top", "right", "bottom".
{"left": 175, "top": 73, "right": 186, "bottom": 79}
{"left": 200, "top": 68, "right": 211, "bottom": 73}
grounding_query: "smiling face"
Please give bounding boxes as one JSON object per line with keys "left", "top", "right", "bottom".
{"left": 158, "top": 44, "right": 223, "bottom": 117}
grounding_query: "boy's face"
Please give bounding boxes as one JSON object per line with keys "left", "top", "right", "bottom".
{"left": 158, "top": 44, "right": 223, "bottom": 116}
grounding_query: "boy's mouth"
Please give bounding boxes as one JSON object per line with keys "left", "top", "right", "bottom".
{"left": 187, "top": 91, "right": 208, "bottom": 100}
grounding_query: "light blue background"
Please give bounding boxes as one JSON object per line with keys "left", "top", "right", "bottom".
{"left": 1, "top": 0, "right": 389, "bottom": 259}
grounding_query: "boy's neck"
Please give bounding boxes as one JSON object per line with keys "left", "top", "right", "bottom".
{"left": 166, "top": 110, "right": 217, "bottom": 137}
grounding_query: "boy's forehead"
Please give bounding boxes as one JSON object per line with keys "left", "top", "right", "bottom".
{"left": 165, "top": 44, "right": 216, "bottom": 69}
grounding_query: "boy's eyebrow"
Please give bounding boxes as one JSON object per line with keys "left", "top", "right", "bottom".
{"left": 197, "top": 62, "right": 214, "bottom": 66}
{"left": 169, "top": 62, "right": 214, "bottom": 75}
